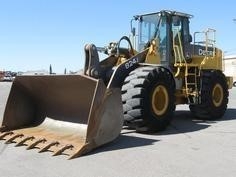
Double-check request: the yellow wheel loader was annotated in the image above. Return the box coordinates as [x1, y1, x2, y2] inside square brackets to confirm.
[0, 10, 233, 159]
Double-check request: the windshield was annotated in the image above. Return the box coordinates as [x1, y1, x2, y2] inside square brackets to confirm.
[135, 13, 167, 62]
[137, 13, 161, 51]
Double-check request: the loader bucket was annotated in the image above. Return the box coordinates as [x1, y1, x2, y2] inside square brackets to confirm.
[0, 75, 123, 159]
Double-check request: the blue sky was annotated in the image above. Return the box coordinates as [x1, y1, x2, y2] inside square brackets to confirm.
[0, 0, 236, 73]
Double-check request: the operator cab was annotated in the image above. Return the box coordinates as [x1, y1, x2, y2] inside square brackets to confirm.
[131, 10, 193, 66]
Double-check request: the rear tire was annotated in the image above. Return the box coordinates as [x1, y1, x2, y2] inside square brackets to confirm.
[122, 66, 175, 132]
[189, 70, 228, 120]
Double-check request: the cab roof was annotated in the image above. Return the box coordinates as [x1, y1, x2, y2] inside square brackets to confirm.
[134, 10, 193, 20]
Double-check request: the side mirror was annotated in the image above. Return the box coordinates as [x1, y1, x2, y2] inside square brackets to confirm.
[131, 27, 136, 36]
[188, 34, 192, 43]
[130, 18, 136, 36]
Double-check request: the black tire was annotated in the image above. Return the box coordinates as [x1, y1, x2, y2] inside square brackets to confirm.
[122, 66, 175, 132]
[233, 81, 236, 87]
[189, 70, 228, 120]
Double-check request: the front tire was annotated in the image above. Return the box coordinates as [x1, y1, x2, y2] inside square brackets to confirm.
[122, 66, 175, 132]
[189, 70, 228, 120]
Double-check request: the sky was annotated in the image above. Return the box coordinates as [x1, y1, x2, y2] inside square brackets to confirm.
[0, 0, 236, 73]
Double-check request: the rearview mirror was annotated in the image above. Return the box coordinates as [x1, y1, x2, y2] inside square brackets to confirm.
[172, 16, 181, 26]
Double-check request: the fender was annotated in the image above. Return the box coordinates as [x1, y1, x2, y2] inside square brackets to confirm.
[107, 49, 149, 88]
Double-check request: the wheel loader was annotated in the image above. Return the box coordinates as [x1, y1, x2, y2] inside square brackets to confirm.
[0, 10, 233, 159]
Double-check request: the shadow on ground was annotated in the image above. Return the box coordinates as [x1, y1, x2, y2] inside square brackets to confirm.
[159, 108, 236, 135]
[121, 109, 236, 136]
[84, 109, 236, 157]
[85, 134, 158, 157]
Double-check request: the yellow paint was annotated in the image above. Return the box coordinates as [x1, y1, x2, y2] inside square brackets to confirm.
[191, 48, 223, 70]
[145, 39, 161, 64]
[151, 85, 169, 116]
[212, 83, 223, 107]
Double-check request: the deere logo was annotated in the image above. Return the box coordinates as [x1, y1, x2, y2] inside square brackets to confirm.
[199, 48, 213, 56]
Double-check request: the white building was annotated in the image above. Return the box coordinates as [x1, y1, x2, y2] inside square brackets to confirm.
[223, 55, 236, 85]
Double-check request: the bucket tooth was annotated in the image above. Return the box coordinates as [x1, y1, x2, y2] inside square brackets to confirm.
[68, 143, 90, 160]
[5, 134, 24, 144]
[15, 136, 35, 146]
[0, 126, 6, 132]
[27, 138, 46, 150]
[38, 141, 60, 153]
[0, 132, 14, 140]
[53, 144, 74, 156]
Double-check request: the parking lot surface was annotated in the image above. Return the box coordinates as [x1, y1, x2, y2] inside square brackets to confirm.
[0, 82, 236, 177]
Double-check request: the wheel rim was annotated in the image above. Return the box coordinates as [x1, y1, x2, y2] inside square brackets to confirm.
[151, 85, 169, 116]
[212, 83, 223, 107]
